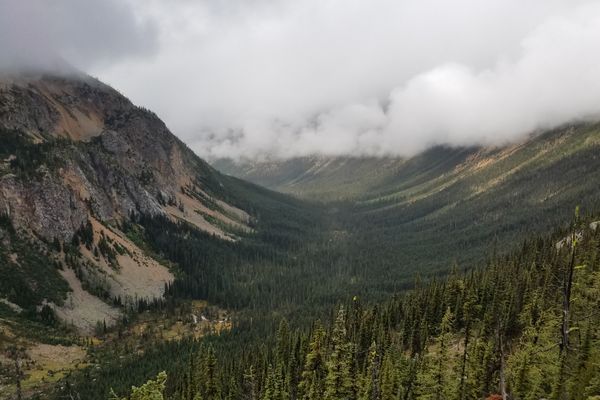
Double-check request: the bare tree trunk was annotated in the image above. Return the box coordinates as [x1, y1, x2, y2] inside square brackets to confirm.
[458, 321, 470, 400]
[560, 229, 577, 355]
[9, 348, 23, 400]
[497, 327, 508, 400]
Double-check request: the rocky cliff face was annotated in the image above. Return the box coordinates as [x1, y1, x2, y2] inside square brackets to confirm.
[0, 72, 247, 241]
[0, 71, 249, 333]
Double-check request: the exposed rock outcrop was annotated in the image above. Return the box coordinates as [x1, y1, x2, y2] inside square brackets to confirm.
[0, 72, 249, 241]
[0, 71, 249, 332]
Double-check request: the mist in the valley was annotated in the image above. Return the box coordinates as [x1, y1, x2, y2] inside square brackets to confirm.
[3, 0, 600, 160]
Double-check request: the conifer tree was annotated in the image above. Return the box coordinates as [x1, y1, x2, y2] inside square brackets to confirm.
[324, 307, 354, 400]
[359, 341, 380, 400]
[243, 366, 259, 400]
[299, 321, 327, 400]
[414, 307, 456, 400]
[457, 290, 479, 400]
[110, 371, 167, 400]
[224, 376, 240, 400]
[198, 346, 221, 400]
[276, 319, 291, 368]
[379, 349, 399, 400]
[261, 363, 287, 400]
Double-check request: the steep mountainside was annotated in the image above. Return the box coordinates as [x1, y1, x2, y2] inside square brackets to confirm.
[0, 71, 260, 333]
[0, 71, 333, 398]
[0, 72, 331, 398]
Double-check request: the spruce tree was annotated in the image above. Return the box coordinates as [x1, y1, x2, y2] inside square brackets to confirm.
[110, 371, 167, 400]
[299, 321, 327, 400]
[379, 349, 399, 400]
[324, 307, 354, 400]
[359, 341, 380, 400]
[199, 346, 221, 400]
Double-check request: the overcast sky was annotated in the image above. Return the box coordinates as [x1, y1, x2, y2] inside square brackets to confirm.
[3, 0, 600, 160]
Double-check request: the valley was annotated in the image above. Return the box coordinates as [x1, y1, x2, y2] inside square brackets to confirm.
[217, 122, 600, 283]
[1, 72, 599, 399]
[2, 1, 600, 398]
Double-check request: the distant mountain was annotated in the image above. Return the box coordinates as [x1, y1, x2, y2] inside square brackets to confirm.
[214, 124, 600, 204]
[213, 155, 434, 201]
[215, 123, 600, 278]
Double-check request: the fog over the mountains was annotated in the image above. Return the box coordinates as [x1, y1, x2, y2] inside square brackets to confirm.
[3, 0, 600, 160]
[0, 0, 157, 72]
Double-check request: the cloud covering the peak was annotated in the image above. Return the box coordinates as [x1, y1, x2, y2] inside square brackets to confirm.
[3, 0, 600, 159]
[0, 0, 158, 72]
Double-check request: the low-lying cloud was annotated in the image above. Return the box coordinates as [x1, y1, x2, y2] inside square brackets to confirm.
[3, 0, 600, 160]
[0, 0, 157, 72]
[182, 1, 600, 160]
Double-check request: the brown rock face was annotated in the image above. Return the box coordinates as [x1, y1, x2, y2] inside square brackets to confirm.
[0, 71, 252, 333]
[0, 172, 88, 241]
[0, 72, 230, 241]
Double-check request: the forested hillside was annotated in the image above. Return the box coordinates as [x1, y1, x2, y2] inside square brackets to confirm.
[57, 213, 600, 400]
[214, 124, 600, 204]
[216, 123, 600, 285]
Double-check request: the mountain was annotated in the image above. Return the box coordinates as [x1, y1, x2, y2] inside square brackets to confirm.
[0, 70, 339, 398]
[215, 123, 600, 277]
[213, 155, 427, 201]
[214, 124, 600, 204]
[3, 71, 600, 338]
[2, 71, 600, 399]
[0, 71, 303, 335]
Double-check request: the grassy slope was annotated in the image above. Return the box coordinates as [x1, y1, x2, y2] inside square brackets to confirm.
[214, 123, 600, 204]
[212, 149, 477, 201]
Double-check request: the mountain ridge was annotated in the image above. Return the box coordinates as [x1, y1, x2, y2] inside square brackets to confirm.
[0, 72, 257, 333]
[213, 124, 596, 203]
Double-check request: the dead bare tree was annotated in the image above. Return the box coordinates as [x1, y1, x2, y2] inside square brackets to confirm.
[555, 207, 581, 400]
[7, 346, 25, 400]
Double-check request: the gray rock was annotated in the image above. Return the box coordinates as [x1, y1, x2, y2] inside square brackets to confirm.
[0, 73, 207, 241]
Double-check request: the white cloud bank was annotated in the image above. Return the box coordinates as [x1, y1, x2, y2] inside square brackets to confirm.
[3, 0, 600, 160]
[0, 0, 158, 72]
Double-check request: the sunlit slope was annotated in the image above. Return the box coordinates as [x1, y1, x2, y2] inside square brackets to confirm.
[213, 155, 467, 201]
[213, 147, 479, 201]
[216, 123, 600, 203]
[344, 123, 600, 281]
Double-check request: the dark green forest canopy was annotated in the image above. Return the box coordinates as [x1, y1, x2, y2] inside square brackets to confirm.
[56, 214, 600, 400]
[127, 146, 600, 328]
